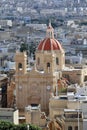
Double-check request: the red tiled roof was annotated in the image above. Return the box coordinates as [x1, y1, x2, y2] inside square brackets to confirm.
[37, 38, 63, 51]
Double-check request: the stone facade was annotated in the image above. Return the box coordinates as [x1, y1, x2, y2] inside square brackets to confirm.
[15, 51, 61, 114]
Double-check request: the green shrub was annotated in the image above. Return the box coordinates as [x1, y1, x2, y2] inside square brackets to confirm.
[0, 121, 42, 130]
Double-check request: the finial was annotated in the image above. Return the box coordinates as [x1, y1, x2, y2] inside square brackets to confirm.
[49, 19, 52, 27]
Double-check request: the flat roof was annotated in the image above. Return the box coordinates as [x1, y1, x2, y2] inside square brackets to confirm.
[19, 116, 25, 119]
[0, 74, 8, 81]
[64, 109, 82, 112]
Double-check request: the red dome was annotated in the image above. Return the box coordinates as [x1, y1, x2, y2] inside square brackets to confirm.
[37, 38, 63, 51]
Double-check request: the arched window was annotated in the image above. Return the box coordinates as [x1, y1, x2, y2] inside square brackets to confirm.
[68, 126, 72, 130]
[56, 57, 59, 65]
[37, 57, 40, 65]
[75, 126, 78, 130]
[50, 32, 52, 37]
[18, 63, 22, 69]
[47, 62, 50, 67]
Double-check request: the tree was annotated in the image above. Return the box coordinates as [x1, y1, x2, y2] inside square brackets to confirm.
[20, 43, 28, 52]
[29, 43, 37, 59]
[20, 43, 37, 59]
[0, 121, 41, 130]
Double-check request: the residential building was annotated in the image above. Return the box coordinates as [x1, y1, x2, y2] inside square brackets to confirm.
[49, 94, 87, 130]
[0, 108, 19, 124]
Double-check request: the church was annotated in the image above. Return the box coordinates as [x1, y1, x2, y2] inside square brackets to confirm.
[15, 22, 87, 114]
[15, 22, 65, 114]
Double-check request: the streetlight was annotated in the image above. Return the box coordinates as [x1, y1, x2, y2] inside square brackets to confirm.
[27, 124, 29, 130]
[77, 97, 80, 130]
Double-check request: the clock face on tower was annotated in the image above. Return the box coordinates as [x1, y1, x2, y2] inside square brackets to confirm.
[47, 86, 51, 90]
[18, 85, 22, 90]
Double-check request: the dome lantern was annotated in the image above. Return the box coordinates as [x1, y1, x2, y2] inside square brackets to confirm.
[46, 21, 54, 39]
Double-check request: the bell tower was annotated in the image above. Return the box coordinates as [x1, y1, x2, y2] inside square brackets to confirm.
[15, 51, 28, 109]
[15, 51, 27, 75]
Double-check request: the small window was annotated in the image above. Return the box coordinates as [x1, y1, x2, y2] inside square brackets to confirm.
[56, 57, 59, 65]
[84, 76, 87, 81]
[75, 126, 78, 130]
[18, 63, 22, 69]
[68, 126, 72, 130]
[65, 59, 70, 64]
[47, 62, 50, 67]
[37, 57, 40, 65]
[63, 74, 69, 80]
